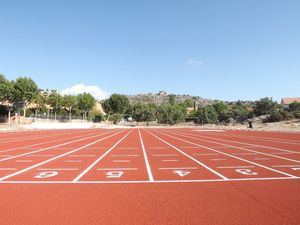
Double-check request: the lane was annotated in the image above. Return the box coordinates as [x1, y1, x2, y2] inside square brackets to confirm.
[229, 129, 300, 141]
[171, 130, 300, 161]
[0, 129, 110, 155]
[153, 129, 298, 179]
[0, 129, 92, 144]
[179, 129, 300, 152]
[0, 129, 124, 181]
[143, 129, 227, 181]
[215, 130, 300, 145]
[74, 129, 155, 182]
[73, 129, 146, 182]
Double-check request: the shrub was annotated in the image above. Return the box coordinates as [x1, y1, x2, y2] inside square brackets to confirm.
[264, 111, 283, 123]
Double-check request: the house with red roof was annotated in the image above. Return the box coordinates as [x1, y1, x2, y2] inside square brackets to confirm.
[281, 97, 300, 108]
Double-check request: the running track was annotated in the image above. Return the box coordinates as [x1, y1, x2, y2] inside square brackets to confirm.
[0, 128, 299, 225]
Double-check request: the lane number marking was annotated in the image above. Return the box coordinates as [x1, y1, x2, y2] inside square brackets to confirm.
[35, 171, 58, 179]
[235, 169, 258, 176]
[106, 171, 124, 178]
[173, 170, 191, 177]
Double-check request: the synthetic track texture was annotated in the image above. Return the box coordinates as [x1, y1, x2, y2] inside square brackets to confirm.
[0, 128, 299, 225]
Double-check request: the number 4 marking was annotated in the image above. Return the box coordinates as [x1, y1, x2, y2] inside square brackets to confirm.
[35, 171, 58, 179]
[174, 170, 191, 177]
[235, 169, 258, 176]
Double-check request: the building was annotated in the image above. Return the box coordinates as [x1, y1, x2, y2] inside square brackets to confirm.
[281, 97, 300, 109]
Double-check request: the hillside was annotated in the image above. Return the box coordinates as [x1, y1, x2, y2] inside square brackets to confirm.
[126, 91, 216, 106]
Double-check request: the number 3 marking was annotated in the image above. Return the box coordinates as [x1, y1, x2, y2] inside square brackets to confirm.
[235, 169, 258, 176]
[35, 171, 58, 179]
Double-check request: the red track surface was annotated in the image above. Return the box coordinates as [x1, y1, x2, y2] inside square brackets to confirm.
[0, 128, 299, 225]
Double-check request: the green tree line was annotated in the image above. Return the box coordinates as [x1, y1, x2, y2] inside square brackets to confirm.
[0, 74, 97, 122]
[1, 74, 299, 124]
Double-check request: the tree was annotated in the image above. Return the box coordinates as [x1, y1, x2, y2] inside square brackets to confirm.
[212, 101, 233, 123]
[0, 74, 14, 104]
[32, 92, 47, 120]
[77, 93, 96, 120]
[184, 99, 194, 108]
[108, 94, 130, 114]
[168, 94, 176, 105]
[0, 74, 14, 124]
[48, 90, 62, 120]
[196, 105, 218, 124]
[254, 97, 279, 116]
[62, 95, 78, 121]
[289, 102, 300, 111]
[133, 103, 157, 125]
[13, 77, 38, 116]
[157, 104, 186, 125]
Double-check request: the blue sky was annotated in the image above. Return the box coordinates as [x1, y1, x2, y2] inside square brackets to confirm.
[0, 0, 299, 101]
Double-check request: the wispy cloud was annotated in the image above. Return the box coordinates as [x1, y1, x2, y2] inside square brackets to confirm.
[61, 83, 109, 100]
[187, 59, 203, 65]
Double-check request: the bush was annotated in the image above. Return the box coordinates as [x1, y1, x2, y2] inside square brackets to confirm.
[293, 111, 300, 119]
[264, 111, 283, 123]
[109, 114, 123, 124]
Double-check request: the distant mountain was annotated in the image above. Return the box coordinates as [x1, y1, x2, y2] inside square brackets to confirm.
[126, 91, 217, 106]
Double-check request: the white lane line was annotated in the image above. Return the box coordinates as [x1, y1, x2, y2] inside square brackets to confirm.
[113, 160, 130, 163]
[138, 129, 155, 182]
[146, 130, 228, 180]
[193, 153, 219, 156]
[211, 159, 226, 161]
[0, 129, 104, 154]
[64, 160, 82, 163]
[152, 154, 179, 157]
[159, 167, 198, 170]
[72, 130, 132, 182]
[162, 159, 178, 162]
[272, 165, 300, 168]
[68, 155, 96, 157]
[97, 168, 138, 171]
[0, 168, 17, 171]
[270, 152, 295, 155]
[174, 130, 300, 156]
[218, 166, 255, 169]
[37, 168, 79, 171]
[111, 155, 139, 157]
[217, 133, 300, 145]
[232, 153, 257, 155]
[16, 160, 33, 163]
[157, 130, 298, 178]
[0, 130, 124, 182]
[0, 130, 116, 162]
[180, 147, 200, 149]
[1, 177, 299, 184]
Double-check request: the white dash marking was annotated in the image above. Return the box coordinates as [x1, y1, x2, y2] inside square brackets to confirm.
[159, 167, 198, 170]
[16, 160, 33, 163]
[218, 166, 255, 169]
[64, 160, 82, 163]
[152, 154, 179, 157]
[113, 160, 130, 163]
[97, 168, 138, 171]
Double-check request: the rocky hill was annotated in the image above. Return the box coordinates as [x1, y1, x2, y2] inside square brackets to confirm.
[126, 91, 217, 106]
